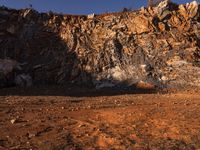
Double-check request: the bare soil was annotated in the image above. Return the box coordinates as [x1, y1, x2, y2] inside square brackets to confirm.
[0, 86, 200, 150]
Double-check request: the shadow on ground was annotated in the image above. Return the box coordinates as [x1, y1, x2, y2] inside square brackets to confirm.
[0, 85, 159, 97]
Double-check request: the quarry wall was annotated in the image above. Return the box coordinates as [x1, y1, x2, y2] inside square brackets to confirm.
[0, 1, 199, 89]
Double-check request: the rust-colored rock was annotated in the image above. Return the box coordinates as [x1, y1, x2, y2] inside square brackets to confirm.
[158, 22, 166, 31]
[0, 1, 199, 89]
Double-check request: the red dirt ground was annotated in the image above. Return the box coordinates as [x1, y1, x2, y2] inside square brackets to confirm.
[0, 86, 200, 149]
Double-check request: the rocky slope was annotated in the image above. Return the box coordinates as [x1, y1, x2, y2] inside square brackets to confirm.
[0, 1, 199, 89]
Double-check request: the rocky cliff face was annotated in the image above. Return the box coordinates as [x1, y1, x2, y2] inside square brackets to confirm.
[0, 1, 200, 89]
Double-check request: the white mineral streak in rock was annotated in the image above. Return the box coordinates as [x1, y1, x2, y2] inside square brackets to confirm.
[23, 9, 31, 18]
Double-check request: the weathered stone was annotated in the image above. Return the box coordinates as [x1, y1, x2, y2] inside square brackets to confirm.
[169, 15, 182, 28]
[10, 119, 16, 124]
[186, 0, 199, 18]
[179, 1, 199, 20]
[87, 13, 95, 19]
[178, 4, 188, 19]
[156, 0, 170, 14]
[158, 22, 166, 31]
[0, 3, 199, 89]
[129, 15, 153, 34]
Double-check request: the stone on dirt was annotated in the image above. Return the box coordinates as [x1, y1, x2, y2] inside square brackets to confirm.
[10, 119, 16, 124]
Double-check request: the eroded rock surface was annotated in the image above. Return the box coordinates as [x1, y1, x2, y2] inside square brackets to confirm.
[0, 1, 199, 89]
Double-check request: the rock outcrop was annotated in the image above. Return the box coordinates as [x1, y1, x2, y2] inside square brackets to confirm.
[0, 1, 199, 89]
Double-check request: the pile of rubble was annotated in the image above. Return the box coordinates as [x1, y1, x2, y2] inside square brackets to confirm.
[0, 1, 199, 89]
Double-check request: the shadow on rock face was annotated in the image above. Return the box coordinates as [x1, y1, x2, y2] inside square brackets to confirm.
[0, 7, 163, 93]
[0, 1, 200, 95]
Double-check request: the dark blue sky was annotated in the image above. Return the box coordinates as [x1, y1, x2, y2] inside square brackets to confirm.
[0, 0, 198, 15]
